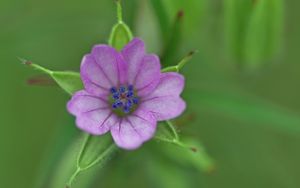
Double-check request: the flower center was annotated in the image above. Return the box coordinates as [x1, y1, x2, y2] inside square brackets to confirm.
[110, 85, 139, 115]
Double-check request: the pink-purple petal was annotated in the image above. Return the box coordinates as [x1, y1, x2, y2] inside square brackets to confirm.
[110, 109, 156, 150]
[91, 45, 127, 86]
[144, 72, 185, 99]
[67, 90, 115, 135]
[139, 96, 186, 121]
[140, 72, 186, 121]
[80, 55, 111, 96]
[135, 55, 161, 96]
[67, 90, 109, 116]
[76, 111, 118, 135]
[121, 38, 146, 85]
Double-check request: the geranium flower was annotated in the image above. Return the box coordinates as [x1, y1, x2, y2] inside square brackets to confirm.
[67, 38, 186, 150]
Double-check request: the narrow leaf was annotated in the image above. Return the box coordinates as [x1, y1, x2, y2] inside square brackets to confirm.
[149, 0, 171, 42]
[161, 10, 184, 67]
[244, 0, 283, 68]
[186, 89, 300, 134]
[224, 0, 252, 63]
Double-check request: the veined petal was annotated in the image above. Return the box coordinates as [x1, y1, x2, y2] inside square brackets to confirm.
[110, 109, 156, 150]
[121, 38, 145, 84]
[140, 73, 186, 121]
[80, 55, 111, 96]
[144, 72, 184, 99]
[139, 96, 186, 121]
[81, 45, 127, 96]
[76, 111, 118, 135]
[67, 90, 109, 116]
[67, 90, 116, 135]
[135, 55, 161, 96]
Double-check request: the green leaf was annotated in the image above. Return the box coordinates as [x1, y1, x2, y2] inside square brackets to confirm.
[108, 0, 133, 50]
[244, 0, 283, 68]
[161, 10, 184, 67]
[186, 89, 300, 134]
[22, 60, 83, 95]
[66, 133, 118, 187]
[155, 121, 215, 172]
[149, 0, 171, 42]
[224, 0, 252, 63]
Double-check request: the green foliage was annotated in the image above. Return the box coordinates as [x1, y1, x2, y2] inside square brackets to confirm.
[224, 0, 283, 68]
[224, 0, 253, 63]
[186, 89, 300, 134]
[244, 0, 283, 68]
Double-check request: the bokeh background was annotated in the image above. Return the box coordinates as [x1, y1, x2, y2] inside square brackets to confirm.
[1, 0, 300, 188]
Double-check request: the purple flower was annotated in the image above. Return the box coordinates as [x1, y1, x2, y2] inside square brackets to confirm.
[67, 38, 186, 150]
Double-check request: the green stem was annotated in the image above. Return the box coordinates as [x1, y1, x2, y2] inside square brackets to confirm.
[76, 133, 90, 167]
[161, 51, 197, 73]
[165, 120, 179, 141]
[116, 0, 123, 23]
[66, 167, 81, 188]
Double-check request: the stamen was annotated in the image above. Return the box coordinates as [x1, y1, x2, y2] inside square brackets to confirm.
[126, 91, 133, 98]
[119, 86, 126, 93]
[112, 93, 120, 100]
[110, 85, 139, 114]
[132, 97, 139, 104]
[128, 85, 133, 91]
[123, 105, 130, 113]
[110, 87, 117, 94]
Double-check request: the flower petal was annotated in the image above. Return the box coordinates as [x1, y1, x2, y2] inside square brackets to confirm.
[144, 72, 185, 99]
[121, 38, 145, 85]
[135, 55, 161, 96]
[140, 72, 186, 121]
[67, 90, 109, 116]
[67, 90, 117, 135]
[80, 55, 110, 96]
[110, 109, 156, 150]
[81, 45, 127, 96]
[76, 111, 118, 135]
[139, 96, 186, 121]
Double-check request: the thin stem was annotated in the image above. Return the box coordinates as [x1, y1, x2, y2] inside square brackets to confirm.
[165, 120, 179, 141]
[76, 133, 91, 167]
[161, 50, 197, 73]
[66, 167, 81, 187]
[116, 0, 123, 23]
[161, 65, 178, 73]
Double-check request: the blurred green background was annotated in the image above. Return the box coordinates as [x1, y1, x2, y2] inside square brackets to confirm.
[1, 0, 300, 187]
